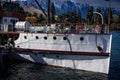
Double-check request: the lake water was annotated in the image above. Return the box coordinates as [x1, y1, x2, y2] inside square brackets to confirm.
[0, 32, 120, 80]
[109, 32, 120, 80]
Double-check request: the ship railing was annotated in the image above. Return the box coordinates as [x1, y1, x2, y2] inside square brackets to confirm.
[29, 24, 110, 34]
[0, 24, 110, 34]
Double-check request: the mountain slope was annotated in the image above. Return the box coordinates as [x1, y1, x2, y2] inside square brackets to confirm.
[14, 0, 120, 19]
[23, 6, 46, 17]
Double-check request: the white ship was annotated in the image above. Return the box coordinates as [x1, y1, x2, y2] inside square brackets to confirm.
[0, 1, 112, 74]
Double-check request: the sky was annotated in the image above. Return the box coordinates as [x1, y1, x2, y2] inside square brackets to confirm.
[71, 0, 120, 9]
[1, 0, 120, 9]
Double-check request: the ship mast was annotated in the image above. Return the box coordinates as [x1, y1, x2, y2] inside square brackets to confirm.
[105, 0, 111, 33]
[34, 0, 50, 25]
[34, 0, 47, 17]
[108, 0, 111, 25]
[47, 0, 50, 26]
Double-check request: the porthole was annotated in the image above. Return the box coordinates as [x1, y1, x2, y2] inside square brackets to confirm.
[56, 55, 59, 58]
[43, 54, 45, 57]
[53, 36, 57, 40]
[44, 36, 47, 40]
[24, 36, 27, 39]
[17, 46, 20, 48]
[36, 36, 39, 39]
[63, 36, 67, 40]
[80, 37, 84, 41]
[97, 46, 103, 52]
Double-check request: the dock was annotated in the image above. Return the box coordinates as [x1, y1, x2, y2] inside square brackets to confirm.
[0, 45, 14, 66]
[0, 46, 5, 64]
[0, 45, 15, 75]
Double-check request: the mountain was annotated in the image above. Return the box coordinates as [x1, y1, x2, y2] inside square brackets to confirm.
[13, 0, 120, 19]
[23, 6, 46, 17]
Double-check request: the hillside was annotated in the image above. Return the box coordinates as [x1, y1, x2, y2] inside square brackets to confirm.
[14, 0, 120, 19]
[23, 6, 46, 18]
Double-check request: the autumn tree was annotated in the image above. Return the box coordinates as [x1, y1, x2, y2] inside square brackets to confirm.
[26, 16, 37, 23]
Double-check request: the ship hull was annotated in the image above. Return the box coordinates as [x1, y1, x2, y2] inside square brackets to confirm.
[12, 48, 110, 74]
[12, 33, 112, 74]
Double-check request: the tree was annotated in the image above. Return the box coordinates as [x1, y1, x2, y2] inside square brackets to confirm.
[26, 12, 32, 17]
[37, 14, 45, 23]
[118, 15, 120, 24]
[73, 9, 77, 23]
[26, 16, 37, 23]
[95, 7, 102, 24]
[103, 11, 108, 24]
[77, 9, 82, 23]
[86, 6, 94, 24]
[107, 7, 113, 24]
[104, 7, 113, 24]
[33, 12, 38, 18]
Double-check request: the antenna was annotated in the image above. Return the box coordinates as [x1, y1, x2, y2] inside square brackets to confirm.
[105, 0, 111, 33]
[47, 0, 50, 26]
[108, 0, 111, 25]
[34, 0, 47, 17]
[34, 0, 51, 26]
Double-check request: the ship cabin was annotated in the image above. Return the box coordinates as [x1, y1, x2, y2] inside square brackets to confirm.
[0, 2, 26, 45]
[0, 2, 26, 32]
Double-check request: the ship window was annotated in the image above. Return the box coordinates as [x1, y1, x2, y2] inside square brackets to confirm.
[8, 25, 13, 31]
[63, 37, 67, 40]
[10, 20, 13, 22]
[17, 46, 20, 48]
[24, 36, 27, 39]
[80, 37, 84, 41]
[53, 36, 57, 40]
[16, 20, 18, 22]
[0, 25, 1, 31]
[36, 36, 39, 39]
[44, 36, 47, 40]
[4, 19, 7, 22]
[10, 20, 15, 23]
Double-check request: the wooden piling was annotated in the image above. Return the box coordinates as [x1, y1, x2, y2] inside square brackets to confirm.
[0, 47, 3, 64]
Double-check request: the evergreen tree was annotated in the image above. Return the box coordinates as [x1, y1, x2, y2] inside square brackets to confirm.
[77, 9, 82, 23]
[26, 12, 32, 17]
[103, 11, 108, 24]
[86, 6, 94, 24]
[95, 7, 102, 24]
[37, 14, 45, 23]
[73, 9, 77, 23]
[118, 15, 120, 24]
[104, 7, 113, 24]
[33, 12, 38, 18]
[107, 7, 113, 24]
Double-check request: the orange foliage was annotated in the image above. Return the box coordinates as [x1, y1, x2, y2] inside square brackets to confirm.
[25, 16, 37, 23]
